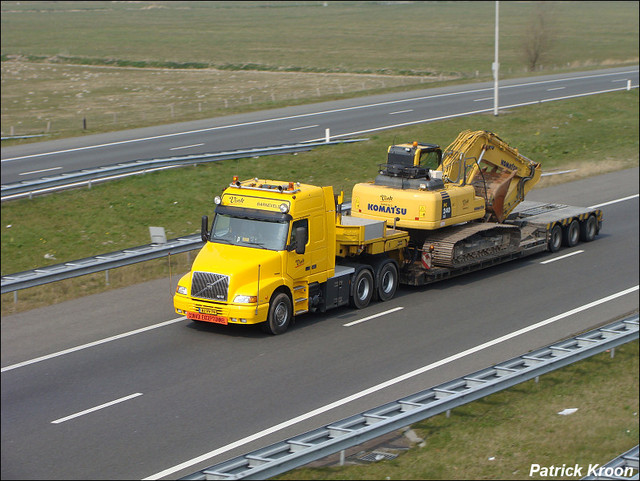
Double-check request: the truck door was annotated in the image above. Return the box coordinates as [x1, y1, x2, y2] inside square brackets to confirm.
[287, 218, 310, 282]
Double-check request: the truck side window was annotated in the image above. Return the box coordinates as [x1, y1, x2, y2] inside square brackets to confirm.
[290, 219, 308, 248]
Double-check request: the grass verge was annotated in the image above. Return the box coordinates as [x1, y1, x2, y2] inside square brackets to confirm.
[274, 339, 639, 480]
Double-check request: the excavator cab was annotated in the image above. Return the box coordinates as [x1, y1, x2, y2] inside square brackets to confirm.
[375, 142, 445, 191]
[382, 142, 442, 178]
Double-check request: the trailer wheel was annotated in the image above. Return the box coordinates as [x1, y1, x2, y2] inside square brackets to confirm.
[376, 261, 398, 302]
[548, 224, 562, 252]
[261, 292, 292, 335]
[350, 268, 374, 309]
[563, 219, 580, 247]
[580, 215, 597, 242]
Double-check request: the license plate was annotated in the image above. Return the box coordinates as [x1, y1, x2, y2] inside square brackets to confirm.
[187, 311, 228, 325]
[198, 306, 220, 315]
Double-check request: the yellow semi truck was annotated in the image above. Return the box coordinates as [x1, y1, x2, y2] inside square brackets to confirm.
[174, 131, 603, 334]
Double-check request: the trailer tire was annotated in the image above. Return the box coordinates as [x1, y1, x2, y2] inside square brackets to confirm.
[261, 292, 292, 335]
[376, 260, 398, 302]
[350, 268, 374, 309]
[563, 219, 580, 247]
[548, 224, 562, 252]
[580, 215, 597, 242]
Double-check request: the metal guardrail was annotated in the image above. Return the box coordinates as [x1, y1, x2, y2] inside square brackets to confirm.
[0, 203, 352, 295]
[181, 315, 639, 480]
[0, 139, 366, 201]
[582, 445, 639, 480]
[1, 234, 203, 295]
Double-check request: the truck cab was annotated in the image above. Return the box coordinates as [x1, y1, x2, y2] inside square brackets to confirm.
[174, 178, 337, 334]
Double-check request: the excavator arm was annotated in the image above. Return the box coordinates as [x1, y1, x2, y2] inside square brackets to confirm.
[439, 130, 541, 222]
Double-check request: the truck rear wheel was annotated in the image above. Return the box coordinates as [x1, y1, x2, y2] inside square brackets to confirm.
[261, 292, 292, 335]
[376, 261, 398, 302]
[580, 215, 597, 242]
[548, 224, 562, 252]
[350, 268, 374, 309]
[563, 219, 580, 247]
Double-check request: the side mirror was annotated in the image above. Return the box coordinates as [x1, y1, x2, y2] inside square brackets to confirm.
[201, 215, 210, 242]
[295, 226, 307, 255]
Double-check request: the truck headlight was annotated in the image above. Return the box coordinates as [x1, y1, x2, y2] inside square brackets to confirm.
[234, 295, 257, 303]
[176, 286, 188, 295]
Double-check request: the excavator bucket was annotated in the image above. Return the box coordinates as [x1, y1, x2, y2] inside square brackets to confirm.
[474, 168, 517, 223]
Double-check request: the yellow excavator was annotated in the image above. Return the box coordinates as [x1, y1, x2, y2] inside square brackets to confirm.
[350, 130, 542, 268]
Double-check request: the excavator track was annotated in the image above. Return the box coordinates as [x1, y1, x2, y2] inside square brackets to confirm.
[423, 223, 521, 268]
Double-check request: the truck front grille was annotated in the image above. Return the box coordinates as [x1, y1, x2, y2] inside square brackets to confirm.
[191, 271, 229, 302]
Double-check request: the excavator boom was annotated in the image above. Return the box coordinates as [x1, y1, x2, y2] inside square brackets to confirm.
[441, 130, 541, 222]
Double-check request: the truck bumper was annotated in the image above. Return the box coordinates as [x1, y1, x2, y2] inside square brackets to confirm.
[174, 294, 269, 325]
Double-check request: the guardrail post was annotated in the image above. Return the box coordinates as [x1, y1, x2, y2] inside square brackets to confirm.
[339, 450, 345, 466]
[105, 269, 109, 286]
[325, 128, 330, 143]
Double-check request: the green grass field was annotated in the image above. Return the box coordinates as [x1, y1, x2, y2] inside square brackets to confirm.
[1, 1, 638, 138]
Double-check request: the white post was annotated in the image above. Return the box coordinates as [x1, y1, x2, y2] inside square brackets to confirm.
[493, 1, 499, 116]
[325, 128, 330, 143]
[628, 80, 632, 91]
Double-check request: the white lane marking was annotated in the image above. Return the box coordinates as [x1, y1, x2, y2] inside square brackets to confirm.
[540, 250, 584, 264]
[18, 166, 62, 176]
[473, 97, 493, 102]
[3, 69, 636, 163]
[169, 143, 204, 150]
[343, 307, 404, 327]
[290, 124, 319, 131]
[51, 393, 143, 424]
[590, 194, 639, 209]
[547, 87, 566, 91]
[144, 285, 639, 480]
[389, 109, 413, 115]
[0, 317, 185, 373]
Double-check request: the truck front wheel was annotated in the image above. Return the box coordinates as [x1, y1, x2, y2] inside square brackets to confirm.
[261, 292, 292, 335]
[350, 268, 374, 309]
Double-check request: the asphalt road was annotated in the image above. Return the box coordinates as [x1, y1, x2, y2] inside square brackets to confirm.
[2, 66, 638, 185]
[1, 167, 638, 480]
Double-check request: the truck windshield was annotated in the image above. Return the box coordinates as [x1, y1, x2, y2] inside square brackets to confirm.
[210, 214, 289, 251]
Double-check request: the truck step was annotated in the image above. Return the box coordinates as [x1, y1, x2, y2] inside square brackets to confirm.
[295, 309, 309, 316]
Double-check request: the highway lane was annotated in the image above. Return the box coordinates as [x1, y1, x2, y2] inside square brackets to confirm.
[1, 168, 637, 480]
[2, 66, 637, 184]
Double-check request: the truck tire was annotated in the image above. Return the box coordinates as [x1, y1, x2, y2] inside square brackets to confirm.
[580, 215, 597, 242]
[563, 219, 580, 247]
[548, 224, 562, 252]
[350, 268, 374, 309]
[376, 260, 398, 302]
[261, 292, 292, 335]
